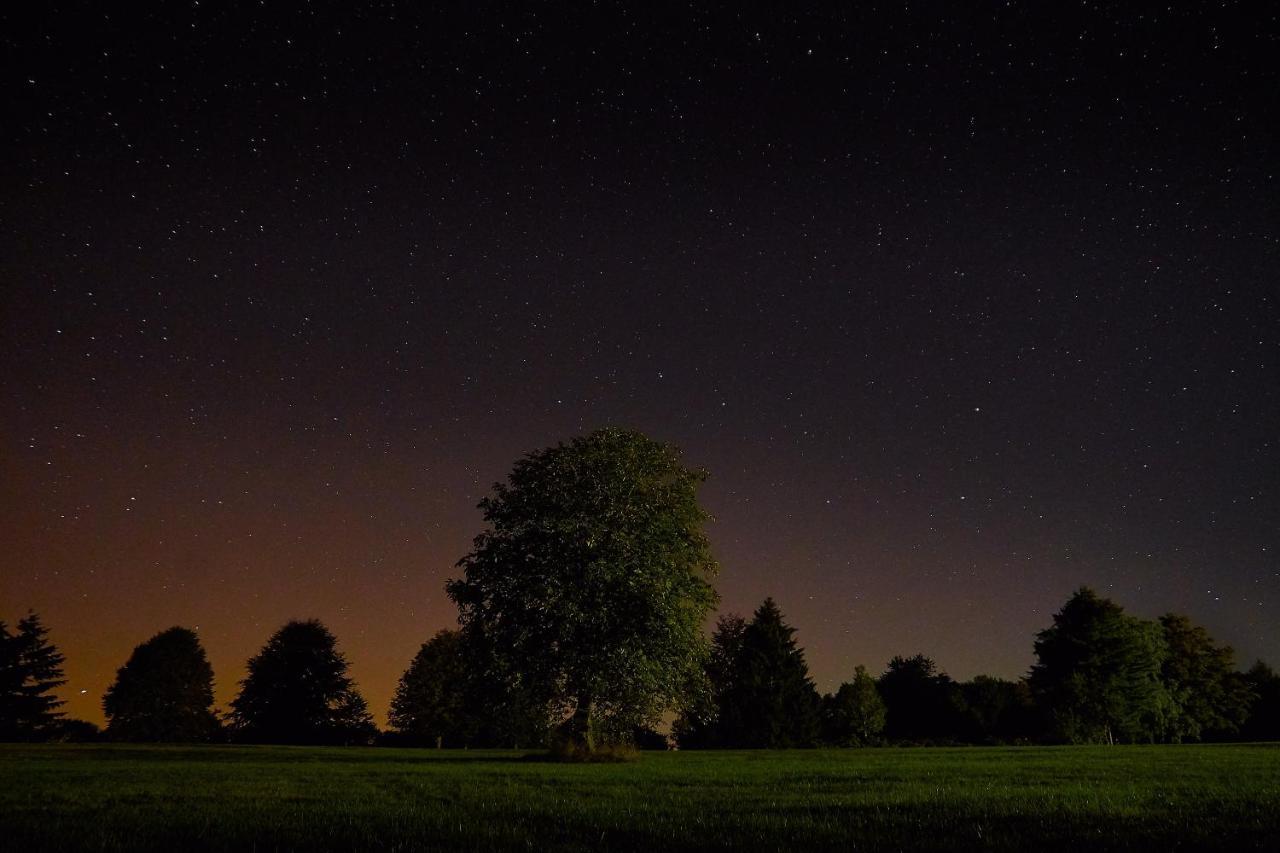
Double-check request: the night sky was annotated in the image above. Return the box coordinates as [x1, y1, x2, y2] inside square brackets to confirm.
[3, 4, 1276, 727]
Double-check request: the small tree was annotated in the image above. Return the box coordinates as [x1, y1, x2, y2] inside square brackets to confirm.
[103, 627, 220, 742]
[447, 428, 719, 754]
[822, 665, 886, 746]
[717, 598, 821, 748]
[230, 619, 376, 745]
[0, 612, 67, 741]
[1030, 587, 1172, 744]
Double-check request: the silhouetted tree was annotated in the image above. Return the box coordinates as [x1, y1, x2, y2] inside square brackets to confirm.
[1030, 587, 1172, 744]
[0, 612, 67, 741]
[1157, 613, 1251, 742]
[1241, 661, 1280, 741]
[447, 428, 719, 754]
[716, 598, 821, 748]
[958, 676, 1035, 744]
[389, 629, 469, 747]
[103, 627, 220, 742]
[389, 629, 549, 748]
[878, 654, 964, 743]
[229, 619, 376, 745]
[672, 613, 746, 749]
[822, 665, 886, 746]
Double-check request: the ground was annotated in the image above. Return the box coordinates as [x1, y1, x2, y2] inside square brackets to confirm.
[2, 743, 1277, 851]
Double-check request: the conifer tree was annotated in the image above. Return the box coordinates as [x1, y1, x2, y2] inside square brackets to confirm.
[0, 612, 67, 741]
[717, 598, 821, 748]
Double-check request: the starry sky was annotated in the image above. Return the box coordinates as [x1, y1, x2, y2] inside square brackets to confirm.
[2, 4, 1276, 727]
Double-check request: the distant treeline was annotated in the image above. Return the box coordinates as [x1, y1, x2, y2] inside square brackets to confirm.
[4, 431, 1277, 751]
[2, 587, 1277, 748]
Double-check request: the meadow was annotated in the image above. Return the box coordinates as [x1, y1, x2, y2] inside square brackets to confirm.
[1, 743, 1277, 851]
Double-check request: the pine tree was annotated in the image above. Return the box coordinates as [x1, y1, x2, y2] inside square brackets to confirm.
[0, 612, 67, 741]
[717, 598, 821, 748]
[103, 627, 220, 742]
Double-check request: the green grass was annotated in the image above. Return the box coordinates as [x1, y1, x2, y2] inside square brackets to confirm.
[1, 744, 1278, 851]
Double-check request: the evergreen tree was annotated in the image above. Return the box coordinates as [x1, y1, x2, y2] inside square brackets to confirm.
[672, 613, 745, 749]
[1030, 587, 1173, 744]
[1157, 613, 1251, 742]
[717, 598, 821, 748]
[229, 619, 377, 745]
[822, 665, 886, 746]
[103, 627, 220, 742]
[0, 612, 67, 741]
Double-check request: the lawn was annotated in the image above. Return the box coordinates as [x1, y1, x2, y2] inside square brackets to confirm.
[1, 743, 1277, 851]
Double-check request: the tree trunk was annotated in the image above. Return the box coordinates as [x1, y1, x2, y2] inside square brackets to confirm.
[568, 693, 594, 752]
[435, 734, 442, 750]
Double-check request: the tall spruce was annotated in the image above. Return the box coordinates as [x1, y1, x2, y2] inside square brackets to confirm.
[717, 598, 821, 748]
[230, 619, 376, 745]
[0, 612, 67, 741]
[103, 627, 220, 742]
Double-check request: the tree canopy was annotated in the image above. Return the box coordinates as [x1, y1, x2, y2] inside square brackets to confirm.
[229, 619, 376, 745]
[1030, 587, 1172, 744]
[822, 665, 886, 746]
[103, 627, 220, 743]
[447, 428, 719, 751]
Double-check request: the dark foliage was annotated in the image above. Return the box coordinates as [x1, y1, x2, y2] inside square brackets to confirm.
[1030, 588, 1171, 744]
[877, 654, 965, 743]
[1241, 661, 1280, 741]
[447, 428, 719, 753]
[104, 627, 220, 743]
[0, 612, 67, 741]
[714, 598, 822, 748]
[821, 665, 886, 746]
[389, 629, 549, 748]
[229, 619, 377, 745]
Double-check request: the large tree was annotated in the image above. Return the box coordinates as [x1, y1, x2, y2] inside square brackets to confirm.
[822, 665, 886, 746]
[229, 619, 377, 745]
[1029, 587, 1172, 744]
[1157, 613, 1251, 742]
[103, 627, 220, 743]
[0, 612, 67, 741]
[446, 428, 719, 753]
[716, 598, 822, 748]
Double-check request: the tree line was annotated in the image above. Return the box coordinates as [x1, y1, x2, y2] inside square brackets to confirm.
[3, 429, 1277, 749]
[2, 588, 1278, 747]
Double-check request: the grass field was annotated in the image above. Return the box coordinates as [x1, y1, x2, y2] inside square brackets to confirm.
[1, 743, 1278, 851]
